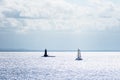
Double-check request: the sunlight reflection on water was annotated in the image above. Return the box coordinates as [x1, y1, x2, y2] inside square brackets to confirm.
[0, 52, 120, 80]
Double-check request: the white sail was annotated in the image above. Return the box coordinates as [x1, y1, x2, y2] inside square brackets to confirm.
[76, 48, 82, 60]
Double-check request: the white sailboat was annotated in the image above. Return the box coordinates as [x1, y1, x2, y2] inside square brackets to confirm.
[76, 48, 82, 60]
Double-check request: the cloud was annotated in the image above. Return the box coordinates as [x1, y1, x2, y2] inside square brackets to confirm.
[0, 0, 120, 33]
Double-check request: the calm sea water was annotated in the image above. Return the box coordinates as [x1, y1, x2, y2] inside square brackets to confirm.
[0, 52, 120, 80]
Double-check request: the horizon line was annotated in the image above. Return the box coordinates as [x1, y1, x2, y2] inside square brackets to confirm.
[0, 49, 120, 52]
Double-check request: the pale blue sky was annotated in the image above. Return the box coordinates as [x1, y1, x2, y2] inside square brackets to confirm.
[0, 0, 120, 50]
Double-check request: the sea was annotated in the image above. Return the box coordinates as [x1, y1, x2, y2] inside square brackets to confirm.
[0, 51, 120, 80]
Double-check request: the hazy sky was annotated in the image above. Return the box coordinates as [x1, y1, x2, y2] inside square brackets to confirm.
[0, 0, 120, 50]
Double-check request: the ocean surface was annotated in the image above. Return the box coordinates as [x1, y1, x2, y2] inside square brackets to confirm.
[0, 52, 120, 80]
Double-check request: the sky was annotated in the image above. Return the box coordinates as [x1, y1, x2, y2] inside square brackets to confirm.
[0, 0, 120, 50]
